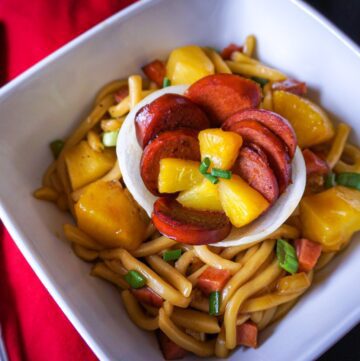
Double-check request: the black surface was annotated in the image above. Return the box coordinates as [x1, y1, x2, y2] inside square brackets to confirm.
[306, 0, 360, 44]
[304, 2, 360, 361]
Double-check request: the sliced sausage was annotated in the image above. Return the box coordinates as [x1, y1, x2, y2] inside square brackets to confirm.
[152, 198, 232, 245]
[140, 129, 201, 196]
[135, 94, 210, 149]
[185, 74, 261, 126]
[157, 331, 187, 360]
[272, 78, 307, 96]
[224, 120, 291, 193]
[302, 148, 329, 176]
[223, 108, 297, 158]
[232, 144, 279, 203]
[142, 59, 166, 88]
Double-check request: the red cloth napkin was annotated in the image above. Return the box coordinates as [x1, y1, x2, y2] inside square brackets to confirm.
[0, 1, 136, 360]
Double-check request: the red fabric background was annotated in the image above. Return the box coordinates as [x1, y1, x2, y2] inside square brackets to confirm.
[0, 1, 136, 360]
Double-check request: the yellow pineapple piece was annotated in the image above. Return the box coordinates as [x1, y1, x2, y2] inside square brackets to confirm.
[273, 90, 334, 148]
[75, 181, 149, 250]
[177, 179, 223, 211]
[158, 158, 203, 193]
[198, 129, 243, 170]
[218, 175, 269, 227]
[65, 141, 116, 190]
[166, 45, 214, 85]
[300, 186, 360, 251]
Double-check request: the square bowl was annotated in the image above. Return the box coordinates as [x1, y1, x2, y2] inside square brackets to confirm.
[0, 0, 359, 360]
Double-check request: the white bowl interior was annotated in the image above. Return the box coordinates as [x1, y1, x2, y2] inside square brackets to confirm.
[0, 0, 359, 360]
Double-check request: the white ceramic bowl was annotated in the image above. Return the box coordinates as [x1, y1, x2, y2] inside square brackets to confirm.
[0, 0, 359, 360]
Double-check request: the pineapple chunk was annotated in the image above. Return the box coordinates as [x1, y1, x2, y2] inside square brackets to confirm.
[166, 45, 214, 85]
[158, 158, 203, 193]
[218, 175, 269, 227]
[75, 181, 149, 250]
[177, 179, 223, 211]
[273, 90, 335, 148]
[300, 186, 360, 251]
[199, 129, 243, 169]
[65, 141, 116, 190]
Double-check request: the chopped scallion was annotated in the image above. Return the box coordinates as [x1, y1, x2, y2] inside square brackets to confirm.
[276, 239, 298, 274]
[324, 172, 336, 189]
[211, 168, 232, 179]
[199, 157, 211, 174]
[336, 172, 360, 190]
[102, 129, 119, 147]
[251, 76, 269, 87]
[163, 77, 171, 88]
[50, 139, 64, 159]
[209, 291, 221, 316]
[124, 270, 146, 288]
[204, 173, 219, 184]
[163, 249, 182, 262]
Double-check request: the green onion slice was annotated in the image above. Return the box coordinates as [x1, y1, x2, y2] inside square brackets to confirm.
[163, 77, 171, 88]
[124, 270, 146, 289]
[336, 172, 360, 190]
[211, 168, 232, 179]
[324, 172, 336, 189]
[204, 173, 219, 184]
[276, 239, 299, 274]
[102, 129, 119, 147]
[251, 76, 269, 87]
[163, 249, 182, 262]
[199, 157, 211, 174]
[50, 139, 65, 159]
[209, 291, 221, 316]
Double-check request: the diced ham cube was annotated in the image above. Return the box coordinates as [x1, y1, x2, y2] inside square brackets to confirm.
[113, 86, 129, 103]
[197, 267, 231, 296]
[131, 286, 164, 308]
[294, 238, 322, 272]
[157, 331, 187, 360]
[302, 149, 329, 176]
[236, 321, 258, 348]
[221, 43, 243, 60]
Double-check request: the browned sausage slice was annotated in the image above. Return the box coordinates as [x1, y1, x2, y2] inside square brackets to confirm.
[224, 120, 291, 193]
[135, 94, 210, 149]
[232, 144, 279, 203]
[140, 129, 201, 196]
[223, 108, 297, 158]
[142, 59, 166, 88]
[152, 198, 232, 245]
[185, 74, 261, 126]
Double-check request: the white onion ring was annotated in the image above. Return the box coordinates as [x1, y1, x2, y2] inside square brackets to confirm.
[117, 85, 306, 247]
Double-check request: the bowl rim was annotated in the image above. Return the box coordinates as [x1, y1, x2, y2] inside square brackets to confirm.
[0, 1, 359, 360]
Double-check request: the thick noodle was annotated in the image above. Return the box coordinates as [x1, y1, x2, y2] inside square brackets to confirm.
[33, 37, 360, 360]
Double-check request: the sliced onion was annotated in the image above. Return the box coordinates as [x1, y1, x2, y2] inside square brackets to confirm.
[117, 86, 306, 248]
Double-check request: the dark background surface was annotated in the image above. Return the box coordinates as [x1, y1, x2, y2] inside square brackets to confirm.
[305, 2, 360, 360]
